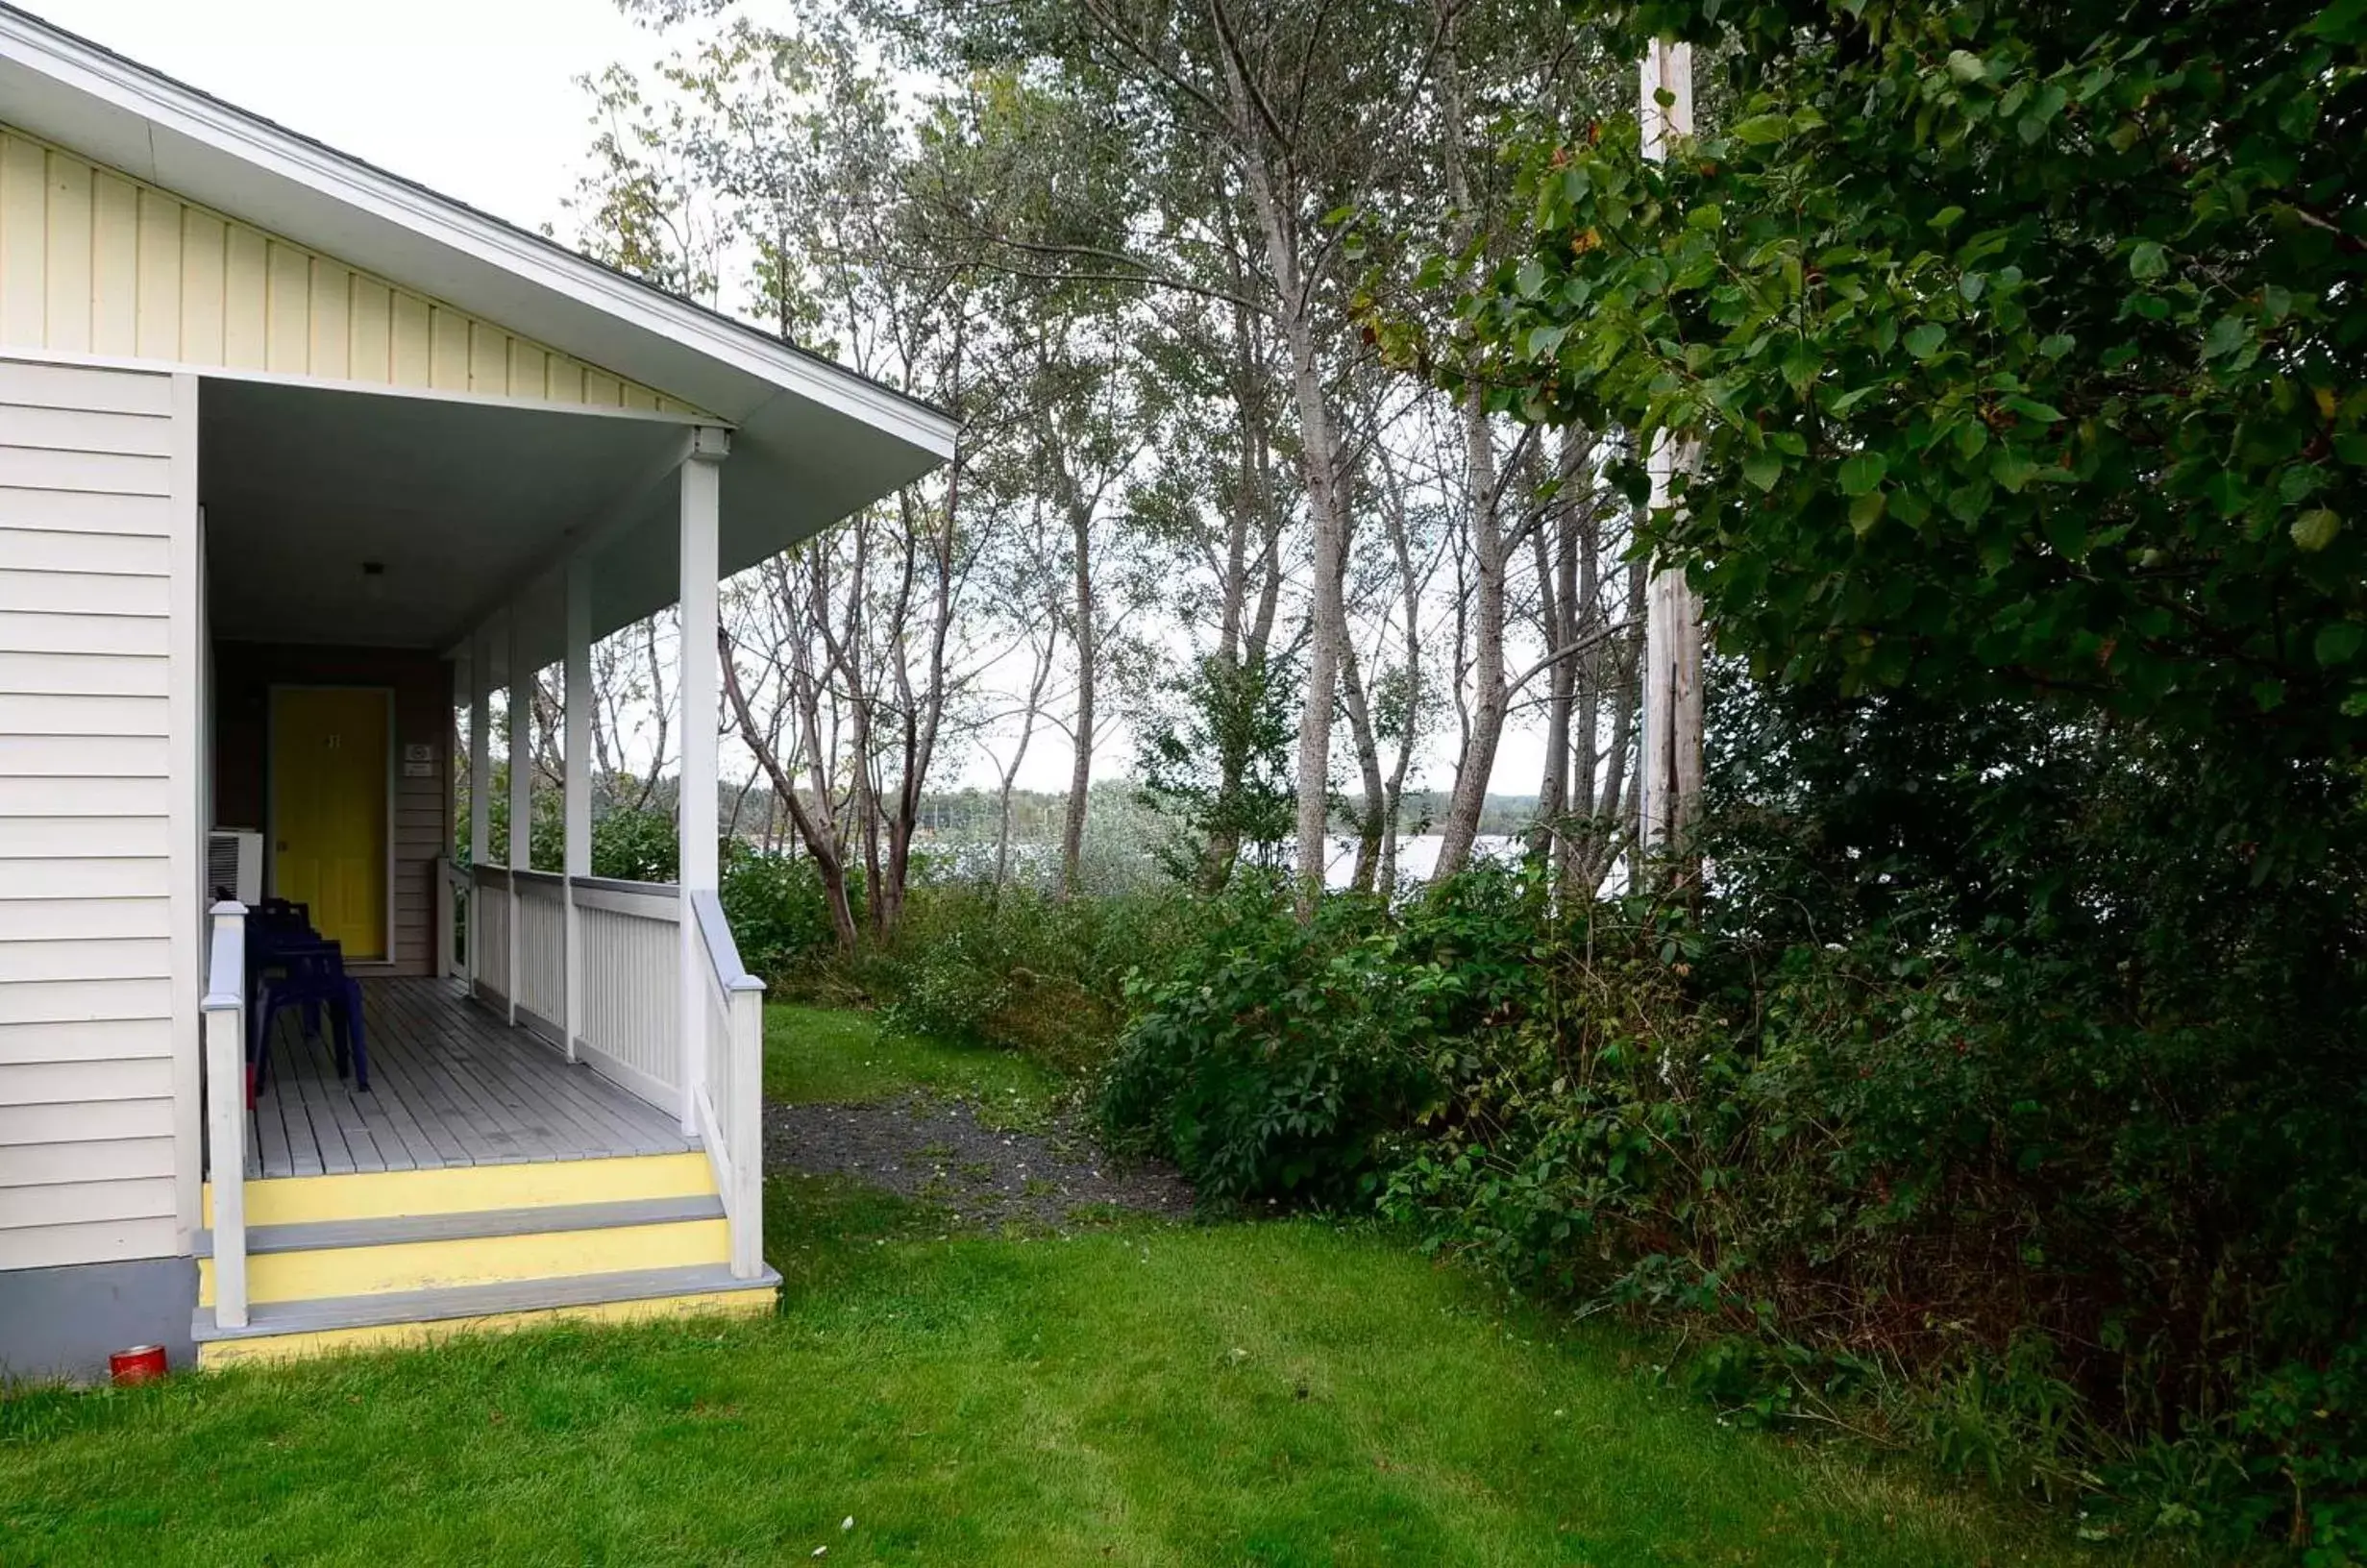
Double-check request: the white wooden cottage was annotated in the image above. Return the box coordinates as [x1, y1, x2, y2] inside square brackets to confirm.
[0, 4, 953, 1374]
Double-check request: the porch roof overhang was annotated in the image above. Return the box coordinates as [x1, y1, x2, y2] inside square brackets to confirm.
[202, 379, 742, 680]
[2, 3, 959, 679]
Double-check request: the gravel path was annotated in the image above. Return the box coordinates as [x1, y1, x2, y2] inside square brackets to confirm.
[764, 1093, 1194, 1230]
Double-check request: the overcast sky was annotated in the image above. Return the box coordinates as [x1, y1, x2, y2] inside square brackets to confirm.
[34, 0, 643, 237]
[30, 0, 1553, 804]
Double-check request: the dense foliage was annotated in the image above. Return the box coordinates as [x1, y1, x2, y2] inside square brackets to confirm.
[1454, 0, 2366, 765]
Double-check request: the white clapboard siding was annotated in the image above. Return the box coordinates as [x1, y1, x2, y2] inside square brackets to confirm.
[0, 1056, 171, 1104]
[0, 775, 168, 815]
[0, 1174, 171, 1229]
[0, 1017, 172, 1066]
[0, 732, 169, 773]
[0, 487, 171, 537]
[0, 897, 169, 941]
[0, 1216, 178, 1271]
[0, 356, 183, 1268]
[0, 569, 169, 617]
[0, 857, 172, 898]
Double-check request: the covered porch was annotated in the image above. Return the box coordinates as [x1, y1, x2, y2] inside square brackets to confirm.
[189, 365, 900, 1342]
[248, 976, 692, 1179]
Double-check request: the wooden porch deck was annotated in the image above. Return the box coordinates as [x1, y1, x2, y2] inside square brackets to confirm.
[247, 977, 693, 1179]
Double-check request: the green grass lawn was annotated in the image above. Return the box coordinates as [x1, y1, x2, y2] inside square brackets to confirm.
[0, 1006, 2153, 1566]
[764, 1002, 1057, 1127]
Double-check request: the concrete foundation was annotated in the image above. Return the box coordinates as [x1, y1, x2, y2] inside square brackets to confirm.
[0, 1256, 197, 1385]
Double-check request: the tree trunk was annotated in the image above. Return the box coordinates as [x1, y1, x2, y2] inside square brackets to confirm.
[1061, 494, 1095, 898]
[721, 626, 858, 954]
[1434, 387, 1507, 880]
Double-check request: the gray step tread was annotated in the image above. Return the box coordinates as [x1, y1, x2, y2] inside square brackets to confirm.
[194, 1195, 725, 1258]
[192, 1262, 782, 1343]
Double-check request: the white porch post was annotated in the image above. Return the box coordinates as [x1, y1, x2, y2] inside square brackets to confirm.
[506, 610, 531, 1026]
[563, 560, 592, 1064]
[677, 427, 727, 1137]
[467, 625, 492, 988]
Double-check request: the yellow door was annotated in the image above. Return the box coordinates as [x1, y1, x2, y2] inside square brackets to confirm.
[271, 688, 389, 960]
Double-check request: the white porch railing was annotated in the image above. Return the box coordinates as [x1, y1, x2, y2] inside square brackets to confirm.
[471, 864, 511, 1012]
[689, 889, 766, 1279]
[201, 901, 249, 1330]
[512, 870, 568, 1045]
[573, 878, 682, 1110]
[297, 862, 764, 1280]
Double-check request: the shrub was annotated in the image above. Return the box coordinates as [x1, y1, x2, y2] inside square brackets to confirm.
[1098, 866, 1540, 1210]
[860, 883, 1206, 1075]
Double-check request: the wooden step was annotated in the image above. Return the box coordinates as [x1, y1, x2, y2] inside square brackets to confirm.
[195, 1197, 731, 1307]
[192, 1263, 782, 1368]
[205, 1150, 714, 1228]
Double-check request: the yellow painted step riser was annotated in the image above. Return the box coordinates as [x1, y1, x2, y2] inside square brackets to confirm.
[205, 1152, 714, 1227]
[199, 1220, 730, 1307]
[197, 1288, 778, 1369]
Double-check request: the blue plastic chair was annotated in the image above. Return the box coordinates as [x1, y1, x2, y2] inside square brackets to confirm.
[250, 942, 370, 1102]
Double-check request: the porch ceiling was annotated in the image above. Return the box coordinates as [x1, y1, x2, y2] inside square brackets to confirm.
[201, 378, 838, 677]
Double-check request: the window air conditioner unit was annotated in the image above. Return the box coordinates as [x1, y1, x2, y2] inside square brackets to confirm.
[207, 828, 263, 905]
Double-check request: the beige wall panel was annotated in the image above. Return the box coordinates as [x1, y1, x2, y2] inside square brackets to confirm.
[308, 258, 351, 380]
[0, 1134, 173, 1185]
[134, 187, 181, 360]
[0, 648, 170, 697]
[428, 305, 467, 390]
[0, 136, 44, 345]
[89, 171, 138, 356]
[0, 691, 168, 737]
[265, 241, 308, 373]
[468, 321, 505, 393]
[0, 977, 171, 1027]
[347, 275, 391, 383]
[0, 858, 171, 899]
[0, 358, 174, 415]
[0, 1213, 178, 1269]
[0, 1057, 172, 1107]
[0, 938, 170, 985]
[0, 774, 168, 816]
[178, 207, 226, 366]
[0, 489, 170, 539]
[389, 289, 431, 386]
[0, 126, 689, 411]
[0, 1174, 173, 1227]
[0, 611, 169, 656]
[221, 223, 267, 370]
[40, 151, 90, 355]
[0, 897, 168, 942]
[0, 572, 168, 621]
[0, 1018, 174, 1065]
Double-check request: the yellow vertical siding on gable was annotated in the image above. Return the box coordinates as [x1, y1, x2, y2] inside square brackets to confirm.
[0, 136, 44, 344]
[347, 277, 390, 382]
[88, 172, 137, 357]
[41, 151, 90, 355]
[179, 208, 226, 366]
[308, 259, 350, 380]
[133, 188, 180, 360]
[0, 124, 695, 415]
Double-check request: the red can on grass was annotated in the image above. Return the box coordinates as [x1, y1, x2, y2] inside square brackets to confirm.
[109, 1345, 168, 1384]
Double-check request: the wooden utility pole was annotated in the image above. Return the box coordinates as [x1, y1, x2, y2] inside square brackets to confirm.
[1637, 40, 1705, 873]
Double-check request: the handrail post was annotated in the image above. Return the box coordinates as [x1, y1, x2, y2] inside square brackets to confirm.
[202, 901, 249, 1331]
[727, 979, 764, 1278]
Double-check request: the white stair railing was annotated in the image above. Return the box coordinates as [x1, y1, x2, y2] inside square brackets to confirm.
[688, 890, 765, 1280]
[201, 901, 249, 1330]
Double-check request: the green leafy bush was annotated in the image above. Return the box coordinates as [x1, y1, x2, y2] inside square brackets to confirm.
[1098, 868, 1540, 1209]
[862, 884, 1206, 1075]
